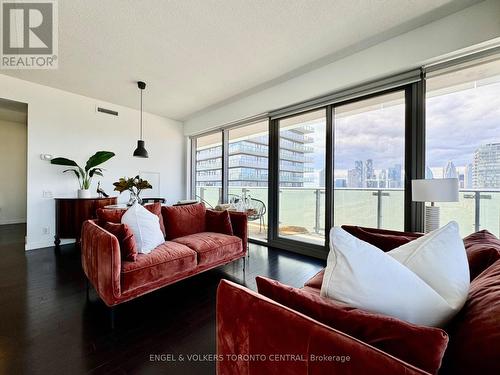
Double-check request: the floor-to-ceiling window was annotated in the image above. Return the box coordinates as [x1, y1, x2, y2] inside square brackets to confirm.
[333, 91, 406, 230]
[194, 132, 223, 208]
[228, 120, 269, 241]
[426, 58, 500, 237]
[277, 109, 326, 246]
[190, 49, 500, 257]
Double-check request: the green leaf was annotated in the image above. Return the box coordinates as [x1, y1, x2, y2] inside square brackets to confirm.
[51, 157, 79, 167]
[91, 170, 103, 177]
[89, 168, 104, 177]
[85, 151, 115, 171]
[63, 168, 81, 179]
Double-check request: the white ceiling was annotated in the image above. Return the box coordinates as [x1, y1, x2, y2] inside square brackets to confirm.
[1, 0, 480, 121]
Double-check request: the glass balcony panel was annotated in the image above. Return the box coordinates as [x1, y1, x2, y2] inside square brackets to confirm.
[380, 190, 404, 231]
[434, 192, 476, 238]
[480, 191, 500, 237]
[196, 186, 221, 209]
[279, 188, 323, 245]
[334, 189, 378, 228]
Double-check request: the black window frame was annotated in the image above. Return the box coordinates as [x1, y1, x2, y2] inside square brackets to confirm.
[190, 73, 428, 259]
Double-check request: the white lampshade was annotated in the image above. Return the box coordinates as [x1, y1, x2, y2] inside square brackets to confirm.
[412, 178, 459, 202]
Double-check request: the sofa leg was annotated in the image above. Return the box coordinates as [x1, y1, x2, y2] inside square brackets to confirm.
[110, 307, 116, 330]
[242, 256, 246, 273]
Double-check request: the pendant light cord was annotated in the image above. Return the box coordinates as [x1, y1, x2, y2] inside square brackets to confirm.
[140, 88, 143, 140]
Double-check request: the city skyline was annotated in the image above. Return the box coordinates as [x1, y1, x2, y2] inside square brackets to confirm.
[196, 78, 500, 191]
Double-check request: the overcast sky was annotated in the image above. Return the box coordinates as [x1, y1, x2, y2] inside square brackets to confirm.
[309, 80, 500, 177]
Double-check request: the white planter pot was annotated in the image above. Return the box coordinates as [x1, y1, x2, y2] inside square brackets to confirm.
[78, 189, 91, 198]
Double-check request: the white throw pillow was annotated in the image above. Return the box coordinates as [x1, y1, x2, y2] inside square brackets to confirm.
[320, 223, 469, 327]
[121, 203, 164, 254]
[388, 221, 470, 317]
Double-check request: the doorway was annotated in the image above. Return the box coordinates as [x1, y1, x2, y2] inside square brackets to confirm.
[0, 98, 28, 244]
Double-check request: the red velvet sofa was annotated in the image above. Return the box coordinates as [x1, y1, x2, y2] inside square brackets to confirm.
[217, 227, 500, 375]
[81, 203, 247, 307]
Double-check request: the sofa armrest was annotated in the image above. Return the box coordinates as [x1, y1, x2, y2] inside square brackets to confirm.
[228, 211, 248, 252]
[81, 220, 121, 306]
[216, 280, 430, 375]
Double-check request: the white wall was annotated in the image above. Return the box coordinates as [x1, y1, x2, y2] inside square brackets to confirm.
[184, 0, 500, 135]
[0, 74, 186, 250]
[0, 119, 27, 225]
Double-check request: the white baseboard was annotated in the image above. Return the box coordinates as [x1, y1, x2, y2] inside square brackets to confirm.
[0, 218, 26, 225]
[25, 238, 75, 251]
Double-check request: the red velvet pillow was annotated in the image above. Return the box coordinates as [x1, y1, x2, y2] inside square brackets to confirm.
[97, 204, 165, 238]
[96, 208, 125, 223]
[440, 259, 500, 374]
[341, 225, 423, 251]
[462, 230, 500, 281]
[144, 202, 166, 238]
[161, 203, 206, 240]
[101, 222, 137, 261]
[205, 209, 233, 235]
[303, 269, 325, 290]
[256, 276, 449, 374]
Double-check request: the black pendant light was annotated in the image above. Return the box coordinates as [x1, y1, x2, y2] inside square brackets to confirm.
[133, 81, 149, 158]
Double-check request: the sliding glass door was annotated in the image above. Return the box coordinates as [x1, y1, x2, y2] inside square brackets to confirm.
[333, 91, 406, 230]
[228, 120, 269, 241]
[277, 110, 326, 246]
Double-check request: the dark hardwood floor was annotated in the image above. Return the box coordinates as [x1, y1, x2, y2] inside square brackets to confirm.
[0, 224, 324, 375]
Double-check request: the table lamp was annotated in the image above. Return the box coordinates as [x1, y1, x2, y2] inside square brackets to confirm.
[412, 178, 459, 233]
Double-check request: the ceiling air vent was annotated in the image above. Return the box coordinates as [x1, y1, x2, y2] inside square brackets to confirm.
[96, 106, 118, 116]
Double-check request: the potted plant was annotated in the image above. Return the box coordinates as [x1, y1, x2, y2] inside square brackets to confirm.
[51, 151, 115, 198]
[113, 175, 152, 205]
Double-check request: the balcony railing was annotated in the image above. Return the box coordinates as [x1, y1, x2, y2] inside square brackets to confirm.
[195, 187, 500, 240]
[280, 130, 315, 143]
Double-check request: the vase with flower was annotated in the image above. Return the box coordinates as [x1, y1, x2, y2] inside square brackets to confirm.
[113, 175, 152, 206]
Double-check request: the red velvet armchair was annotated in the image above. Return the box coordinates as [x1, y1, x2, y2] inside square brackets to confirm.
[81, 203, 248, 308]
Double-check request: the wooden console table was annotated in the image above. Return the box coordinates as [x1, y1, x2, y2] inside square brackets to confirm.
[54, 197, 117, 247]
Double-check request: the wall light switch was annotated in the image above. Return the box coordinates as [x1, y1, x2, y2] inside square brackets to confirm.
[42, 227, 50, 235]
[42, 191, 53, 198]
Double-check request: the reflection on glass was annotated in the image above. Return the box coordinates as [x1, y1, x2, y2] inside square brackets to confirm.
[278, 110, 326, 245]
[195, 132, 222, 207]
[228, 121, 269, 241]
[334, 91, 406, 230]
[426, 59, 500, 237]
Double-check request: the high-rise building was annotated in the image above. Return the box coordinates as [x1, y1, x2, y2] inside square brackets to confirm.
[319, 168, 326, 188]
[195, 125, 315, 188]
[465, 163, 473, 189]
[473, 143, 500, 189]
[347, 168, 361, 188]
[458, 173, 465, 189]
[378, 169, 387, 188]
[365, 159, 377, 188]
[444, 161, 458, 178]
[387, 164, 402, 188]
[347, 160, 364, 188]
[335, 179, 347, 188]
